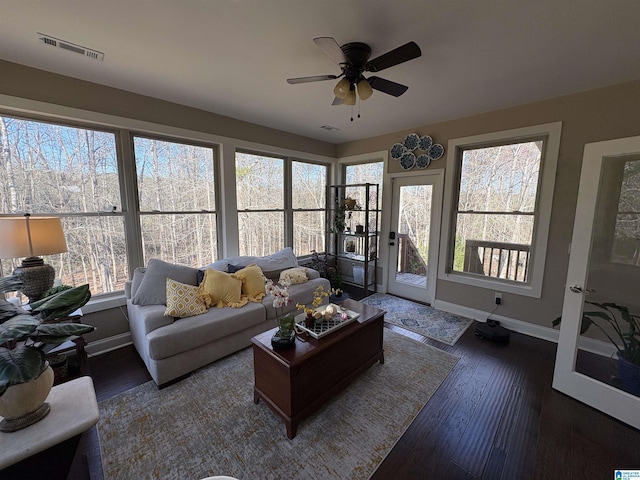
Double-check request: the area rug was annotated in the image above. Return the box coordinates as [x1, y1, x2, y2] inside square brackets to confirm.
[362, 293, 474, 345]
[97, 329, 458, 480]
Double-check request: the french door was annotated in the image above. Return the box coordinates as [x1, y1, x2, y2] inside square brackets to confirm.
[387, 173, 443, 304]
[553, 135, 640, 429]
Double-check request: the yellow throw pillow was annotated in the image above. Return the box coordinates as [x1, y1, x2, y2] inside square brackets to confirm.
[164, 278, 208, 318]
[231, 264, 266, 302]
[279, 267, 308, 285]
[197, 268, 247, 308]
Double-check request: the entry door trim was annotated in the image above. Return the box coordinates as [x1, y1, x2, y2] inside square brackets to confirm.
[385, 170, 443, 304]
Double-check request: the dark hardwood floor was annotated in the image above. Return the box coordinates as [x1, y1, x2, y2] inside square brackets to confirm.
[75, 318, 640, 480]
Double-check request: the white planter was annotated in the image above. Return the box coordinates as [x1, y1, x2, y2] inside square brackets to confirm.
[0, 365, 54, 432]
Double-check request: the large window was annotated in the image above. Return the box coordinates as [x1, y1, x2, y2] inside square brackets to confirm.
[235, 151, 327, 257]
[439, 123, 561, 297]
[292, 161, 326, 254]
[0, 115, 127, 295]
[133, 136, 219, 266]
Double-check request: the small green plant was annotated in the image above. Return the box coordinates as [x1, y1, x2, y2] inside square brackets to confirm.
[553, 301, 640, 366]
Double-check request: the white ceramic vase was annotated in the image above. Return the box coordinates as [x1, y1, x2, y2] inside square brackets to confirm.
[0, 365, 54, 432]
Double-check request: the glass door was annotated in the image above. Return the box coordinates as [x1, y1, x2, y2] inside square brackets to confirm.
[553, 136, 640, 430]
[387, 173, 443, 304]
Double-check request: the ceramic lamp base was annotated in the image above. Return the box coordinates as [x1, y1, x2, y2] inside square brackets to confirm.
[13, 258, 55, 302]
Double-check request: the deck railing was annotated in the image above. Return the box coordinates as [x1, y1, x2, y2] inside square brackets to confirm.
[397, 233, 427, 276]
[464, 240, 530, 282]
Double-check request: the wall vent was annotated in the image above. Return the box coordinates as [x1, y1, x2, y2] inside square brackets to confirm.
[37, 32, 104, 61]
[320, 125, 340, 132]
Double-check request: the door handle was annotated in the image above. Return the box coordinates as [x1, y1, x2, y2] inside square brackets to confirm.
[389, 241, 395, 246]
[569, 284, 595, 295]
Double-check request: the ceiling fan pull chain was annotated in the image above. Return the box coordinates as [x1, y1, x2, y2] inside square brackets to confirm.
[351, 104, 354, 122]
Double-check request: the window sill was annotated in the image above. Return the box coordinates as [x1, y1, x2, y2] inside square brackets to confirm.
[438, 271, 541, 298]
[81, 293, 127, 314]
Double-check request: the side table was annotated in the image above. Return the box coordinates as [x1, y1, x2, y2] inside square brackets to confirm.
[0, 376, 100, 479]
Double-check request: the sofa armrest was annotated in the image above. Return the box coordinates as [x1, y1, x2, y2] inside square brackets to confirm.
[125, 281, 132, 299]
[305, 268, 321, 280]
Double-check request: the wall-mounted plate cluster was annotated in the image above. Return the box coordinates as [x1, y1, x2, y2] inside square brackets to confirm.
[390, 133, 444, 170]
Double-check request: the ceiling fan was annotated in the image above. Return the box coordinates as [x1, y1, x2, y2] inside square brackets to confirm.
[287, 37, 422, 108]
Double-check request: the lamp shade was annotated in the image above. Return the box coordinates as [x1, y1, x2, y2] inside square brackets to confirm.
[344, 89, 357, 106]
[333, 78, 350, 99]
[0, 216, 67, 259]
[357, 79, 373, 100]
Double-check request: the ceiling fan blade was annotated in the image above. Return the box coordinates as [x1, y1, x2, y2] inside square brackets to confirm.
[332, 97, 344, 106]
[313, 37, 347, 65]
[367, 76, 409, 97]
[287, 74, 338, 84]
[366, 41, 421, 72]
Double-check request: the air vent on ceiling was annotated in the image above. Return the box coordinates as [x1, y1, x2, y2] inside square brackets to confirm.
[37, 32, 104, 61]
[320, 125, 340, 132]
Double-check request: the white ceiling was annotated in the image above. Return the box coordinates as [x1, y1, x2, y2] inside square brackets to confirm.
[1, 0, 640, 145]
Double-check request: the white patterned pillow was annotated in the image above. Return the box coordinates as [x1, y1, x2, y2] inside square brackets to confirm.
[279, 267, 308, 285]
[164, 278, 208, 318]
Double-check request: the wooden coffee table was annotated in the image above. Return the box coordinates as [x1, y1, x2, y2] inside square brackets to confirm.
[251, 299, 385, 439]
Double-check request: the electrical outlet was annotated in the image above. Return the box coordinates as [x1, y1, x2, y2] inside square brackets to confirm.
[494, 292, 502, 305]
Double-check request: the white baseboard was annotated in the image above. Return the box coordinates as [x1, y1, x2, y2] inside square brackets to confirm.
[86, 332, 132, 357]
[433, 300, 616, 358]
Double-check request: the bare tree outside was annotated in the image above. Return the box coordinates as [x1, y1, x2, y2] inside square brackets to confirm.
[235, 152, 328, 257]
[452, 141, 542, 282]
[0, 117, 222, 296]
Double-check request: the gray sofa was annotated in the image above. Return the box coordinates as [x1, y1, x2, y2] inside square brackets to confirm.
[124, 248, 330, 387]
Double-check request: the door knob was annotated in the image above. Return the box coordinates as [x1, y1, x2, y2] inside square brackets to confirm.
[569, 284, 595, 295]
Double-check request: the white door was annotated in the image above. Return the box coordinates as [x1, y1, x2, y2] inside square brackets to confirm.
[553, 135, 640, 430]
[387, 173, 443, 304]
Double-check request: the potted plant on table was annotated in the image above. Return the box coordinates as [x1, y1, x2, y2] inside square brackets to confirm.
[265, 279, 296, 349]
[0, 276, 95, 432]
[553, 301, 640, 396]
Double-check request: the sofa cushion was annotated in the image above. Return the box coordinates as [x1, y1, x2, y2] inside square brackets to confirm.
[132, 259, 199, 306]
[232, 264, 266, 301]
[279, 267, 308, 285]
[146, 301, 267, 360]
[164, 278, 208, 318]
[198, 268, 248, 308]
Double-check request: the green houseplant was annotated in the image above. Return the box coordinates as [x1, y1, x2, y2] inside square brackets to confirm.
[553, 301, 640, 395]
[0, 276, 95, 431]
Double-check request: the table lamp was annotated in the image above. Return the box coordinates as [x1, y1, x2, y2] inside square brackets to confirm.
[0, 214, 68, 302]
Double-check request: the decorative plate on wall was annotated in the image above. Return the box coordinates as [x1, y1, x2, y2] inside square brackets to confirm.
[390, 143, 405, 159]
[416, 154, 431, 169]
[403, 133, 419, 151]
[418, 135, 433, 151]
[399, 152, 416, 170]
[428, 144, 444, 160]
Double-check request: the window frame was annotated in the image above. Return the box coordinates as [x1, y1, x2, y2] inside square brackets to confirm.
[235, 149, 329, 257]
[131, 133, 222, 266]
[438, 122, 562, 297]
[0, 113, 129, 296]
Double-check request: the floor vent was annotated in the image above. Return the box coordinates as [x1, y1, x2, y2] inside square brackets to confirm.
[37, 32, 104, 61]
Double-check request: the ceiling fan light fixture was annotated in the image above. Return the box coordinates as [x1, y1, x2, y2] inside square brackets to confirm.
[333, 77, 350, 99]
[357, 79, 373, 100]
[344, 88, 357, 106]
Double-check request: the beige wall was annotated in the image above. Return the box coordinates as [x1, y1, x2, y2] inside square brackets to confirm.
[338, 80, 640, 328]
[0, 60, 336, 158]
[2, 57, 639, 341]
